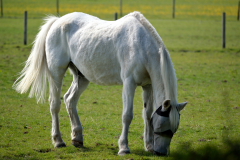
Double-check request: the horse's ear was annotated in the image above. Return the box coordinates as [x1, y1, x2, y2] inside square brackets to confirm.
[162, 99, 171, 110]
[177, 102, 188, 111]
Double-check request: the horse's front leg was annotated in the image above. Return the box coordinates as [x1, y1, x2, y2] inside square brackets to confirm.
[142, 84, 154, 153]
[118, 77, 136, 156]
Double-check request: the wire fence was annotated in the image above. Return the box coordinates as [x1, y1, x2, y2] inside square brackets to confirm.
[0, 0, 239, 20]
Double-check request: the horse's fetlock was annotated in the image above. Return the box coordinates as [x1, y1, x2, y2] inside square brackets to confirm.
[52, 135, 59, 143]
[122, 114, 133, 123]
[72, 126, 83, 133]
[52, 133, 59, 138]
[71, 128, 83, 142]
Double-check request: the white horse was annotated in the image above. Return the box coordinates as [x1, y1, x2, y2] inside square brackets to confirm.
[13, 12, 187, 156]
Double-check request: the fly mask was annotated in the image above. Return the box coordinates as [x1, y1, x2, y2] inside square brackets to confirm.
[150, 104, 179, 156]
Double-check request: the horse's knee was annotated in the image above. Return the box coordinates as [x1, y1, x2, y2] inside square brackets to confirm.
[64, 97, 77, 113]
[64, 89, 79, 110]
[64, 93, 71, 108]
[63, 90, 70, 104]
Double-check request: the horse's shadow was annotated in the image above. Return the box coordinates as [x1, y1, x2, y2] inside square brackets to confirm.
[130, 149, 156, 157]
[68, 143, 156, 157]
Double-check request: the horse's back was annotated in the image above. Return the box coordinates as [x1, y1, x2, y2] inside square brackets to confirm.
[46, 12, 156, 86]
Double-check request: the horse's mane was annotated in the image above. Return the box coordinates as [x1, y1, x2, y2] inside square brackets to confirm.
[161, 47, 179, 132]
[128, 12, 179, 132]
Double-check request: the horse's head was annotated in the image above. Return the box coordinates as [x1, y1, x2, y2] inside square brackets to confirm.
[150, 99, 187, 156]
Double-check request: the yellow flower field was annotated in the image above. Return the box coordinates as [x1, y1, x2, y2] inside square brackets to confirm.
[3, 2, 238, 19]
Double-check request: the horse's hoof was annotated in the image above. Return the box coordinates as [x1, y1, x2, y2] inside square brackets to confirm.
[72, 140, 83, 148]
[55, 142, 66, 148]
[118, 149, 130, 156]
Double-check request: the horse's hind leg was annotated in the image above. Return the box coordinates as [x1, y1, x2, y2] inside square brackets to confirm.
[48, 66, 68, 148]
[64, 63, 89, 147]
[142, 84, 154, 152]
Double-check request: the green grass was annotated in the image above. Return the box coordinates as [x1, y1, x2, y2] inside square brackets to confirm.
[0, 0, 240, 159]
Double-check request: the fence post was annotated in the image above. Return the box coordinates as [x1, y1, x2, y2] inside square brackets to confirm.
[172, 0, 175, 18]
[120, 0, 122, 17]
[1, 0, 3, 18]
[238, 1, 240, 21]
[57, 0, 59, 16]
[24, 11, 27, 45]
[114, 12, 118, 20]
[222, 12, 226, 49]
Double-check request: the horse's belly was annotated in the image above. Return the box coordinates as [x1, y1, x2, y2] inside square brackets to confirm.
[73, 53, 123, 85]
[88, 72, 123, 85]
[83, 67, 123, 86]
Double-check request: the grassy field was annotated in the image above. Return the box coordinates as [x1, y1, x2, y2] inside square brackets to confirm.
[2, 0, 239, 20]
[0, 0, 240, 159]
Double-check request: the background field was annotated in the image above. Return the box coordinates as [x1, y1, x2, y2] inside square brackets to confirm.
[0, 0, 240, 159]
[1, 0, 239, 20]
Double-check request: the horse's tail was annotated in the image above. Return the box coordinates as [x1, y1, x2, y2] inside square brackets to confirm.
[13, 16, 59, 103]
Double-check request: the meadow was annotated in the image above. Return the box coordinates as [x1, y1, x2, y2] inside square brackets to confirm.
[0, 0, 240, 159]
[1, 0, 239, 20]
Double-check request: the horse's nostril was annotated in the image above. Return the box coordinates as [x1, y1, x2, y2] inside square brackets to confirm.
[154, 151, 167, 156]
